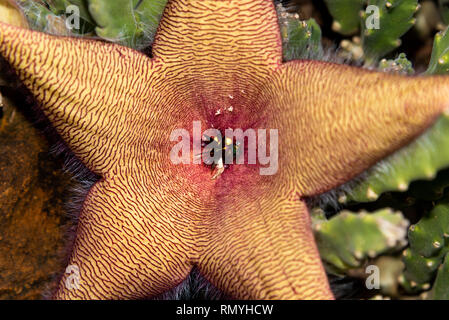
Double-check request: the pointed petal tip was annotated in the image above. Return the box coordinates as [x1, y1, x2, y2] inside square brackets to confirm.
[268, 60, 449, 196]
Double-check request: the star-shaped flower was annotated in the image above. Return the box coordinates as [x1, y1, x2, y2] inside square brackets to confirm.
[1, 0, 449, 300]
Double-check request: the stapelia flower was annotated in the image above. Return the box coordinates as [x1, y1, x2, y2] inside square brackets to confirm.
[1, 0, 449, 299]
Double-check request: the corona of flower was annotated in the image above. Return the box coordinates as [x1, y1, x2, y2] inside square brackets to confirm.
[169, 121, 279, 176]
